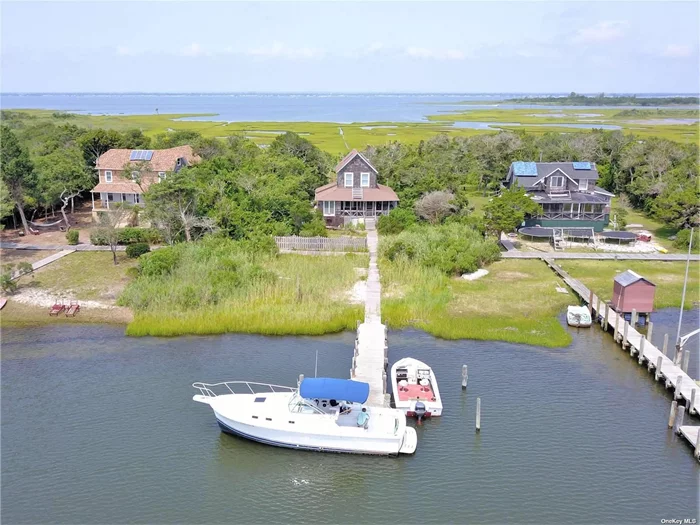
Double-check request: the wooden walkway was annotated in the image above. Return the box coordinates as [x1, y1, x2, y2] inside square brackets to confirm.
[503, 252, 700, 261]
[11, 249, 75, 279]
[544, 259, 700, 459]
[351, 225, 389, 407]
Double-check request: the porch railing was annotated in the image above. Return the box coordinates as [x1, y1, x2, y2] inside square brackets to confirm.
[537, 212, 606, 221]
[338, 209, 390, 217]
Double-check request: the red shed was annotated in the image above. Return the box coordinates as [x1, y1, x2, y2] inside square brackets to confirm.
[611, 270, 656, 314]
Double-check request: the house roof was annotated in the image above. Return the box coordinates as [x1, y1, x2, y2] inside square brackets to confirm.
[96, 145, 200, 171]
[334, 149, 378, 174]
[614, 269, 656, 287]
[315, 183, 399, 202]
[511, 162, 599, 188]
[91, 182, 147, 194]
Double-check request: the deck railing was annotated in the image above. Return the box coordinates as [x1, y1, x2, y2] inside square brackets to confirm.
[538, 212, 605, 221]
[274, 235, 368, 252]
[192, 381, 296, 398]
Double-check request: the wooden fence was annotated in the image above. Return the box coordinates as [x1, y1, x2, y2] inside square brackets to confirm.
[274, 236, 367, 252]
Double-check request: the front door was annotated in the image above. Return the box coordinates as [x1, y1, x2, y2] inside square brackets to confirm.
[366, 201, 375, 216]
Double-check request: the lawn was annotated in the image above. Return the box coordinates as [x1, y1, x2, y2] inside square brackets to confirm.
[381, 258, 573, 347]
[21, 251, 138, 302]
[612, 197, 679, 251]
[558, 260, 699, 310]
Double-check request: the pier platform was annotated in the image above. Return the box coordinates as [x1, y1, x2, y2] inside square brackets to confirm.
[351, 226, 389, 407]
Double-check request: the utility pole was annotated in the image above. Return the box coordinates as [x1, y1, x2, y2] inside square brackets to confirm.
[674, 228, 694, 365]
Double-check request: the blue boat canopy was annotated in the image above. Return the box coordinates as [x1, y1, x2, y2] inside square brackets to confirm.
[299, 378, 370, 404]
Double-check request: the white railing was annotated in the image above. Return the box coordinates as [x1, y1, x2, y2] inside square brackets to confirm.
[538, 212, 606, 221]
[192, 381, 296, 398]
[274, 236, 367, 252]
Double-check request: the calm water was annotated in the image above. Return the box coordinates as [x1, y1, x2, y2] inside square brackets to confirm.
[2, 309, 699, 524]
[1, 92, 695, 123]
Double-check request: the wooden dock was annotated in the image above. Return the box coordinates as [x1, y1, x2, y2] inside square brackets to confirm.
[351, 225, 389, 407]
[544, 258, 700, 459]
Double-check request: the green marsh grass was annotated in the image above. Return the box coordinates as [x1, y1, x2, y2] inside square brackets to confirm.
[381, 258, 573, 347]
[121, 241, 367, 336]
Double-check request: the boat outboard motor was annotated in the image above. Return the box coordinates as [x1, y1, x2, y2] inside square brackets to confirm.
[414, 401, 427, 424]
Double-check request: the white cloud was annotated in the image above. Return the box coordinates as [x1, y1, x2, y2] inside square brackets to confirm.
[246, 42, 324, 60]
[404, 47, 466, 60]
[115, 45, 139, 56]
[181, 43, 206, 57]
[661, 44, 692, 58]
[573, 21, 628, 44]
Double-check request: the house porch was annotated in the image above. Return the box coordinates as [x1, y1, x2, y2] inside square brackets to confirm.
[91, 191, 145, 210]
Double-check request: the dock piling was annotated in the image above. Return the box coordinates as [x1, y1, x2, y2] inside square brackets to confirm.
[655, 356, 663, 380]
[690, 389, 697, 416]
[668, 400, 678, 428]
[673, 405, 686, 434]
[662, 333, 669, 356]
[614, 315, 620, 341]
[588, 290, 594, 315]
[638, 337, 646, 364]
[461, 365, 468, 390]
[603, 304, 608, 331]
[475, 397, 481, 432]
[623, 322, 629, 348]
[682, 350, 690, 373]
[631, 308, 637, 326]
[647, 322, 653, 343]
[696, 430, 700, 459]
[675, 376, 683, 400]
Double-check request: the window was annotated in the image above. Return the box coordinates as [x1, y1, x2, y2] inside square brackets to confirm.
[550, 176, 565, 189]
[131, 171, 139, 181]
[254, 397, 266, 403]
[578, 179, 588, 191]
[322, 201, 336, 216]
[105, 171, 113, 183]
[158, 172, 166, 182]
[176, 158, 182, 167]
[344, 172, 353, 187]
[360, 172, 370, 188]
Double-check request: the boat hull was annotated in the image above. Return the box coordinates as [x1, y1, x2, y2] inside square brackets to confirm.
[391, 358, 443, 418]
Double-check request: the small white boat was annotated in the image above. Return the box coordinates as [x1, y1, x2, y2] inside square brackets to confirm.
[567, 305, 592, 327]
[390, 358, 443, 421]
[192, 377, 417, 456]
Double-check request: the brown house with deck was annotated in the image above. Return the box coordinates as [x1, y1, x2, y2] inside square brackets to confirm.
[315, 149, 399, 227]
[90, 146, 200, 211]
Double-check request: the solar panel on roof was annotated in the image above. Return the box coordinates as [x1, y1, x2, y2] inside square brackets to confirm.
[144, 150, 153, 160]
[572, 162, 592, 170]
[130, 150, 154, 161]
[512, 161, 538, 176]
[129, 150, 140, 161]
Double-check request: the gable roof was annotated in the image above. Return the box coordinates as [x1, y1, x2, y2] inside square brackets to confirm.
[96, 145, 200, 172]
[335, 149, 378, 174]
[614, 269, 656, 287]
[510, 161, 599, 188]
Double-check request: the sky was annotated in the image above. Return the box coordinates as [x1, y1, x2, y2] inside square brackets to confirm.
[1, 1, 699, 93]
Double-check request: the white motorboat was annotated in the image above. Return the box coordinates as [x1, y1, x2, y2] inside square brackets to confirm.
[390, 358, 443, 421]
[567, 305, 592, 327]
[192, 377, 417, 456]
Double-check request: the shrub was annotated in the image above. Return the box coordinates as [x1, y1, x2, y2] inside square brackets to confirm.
[673, 229, 700, 253]
[126, 242, 151, 258]
[90, 230, 109, 246]
[299, 216, 328, 237]
[90, 227, 162, 246]
[138, 246, 181, 277]
[66, 229, 79, 245]
[377, 207, 417, 235]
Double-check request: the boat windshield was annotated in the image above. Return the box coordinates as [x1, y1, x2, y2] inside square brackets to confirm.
[287, 393, 325, 415]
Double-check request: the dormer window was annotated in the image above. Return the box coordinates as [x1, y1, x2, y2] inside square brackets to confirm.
[579, 179, 588, 191]
[176, 158, 182, 167]
[360, 172, 370, 188]
[550, 176, 565, 189]
[344, 172, 353, 187]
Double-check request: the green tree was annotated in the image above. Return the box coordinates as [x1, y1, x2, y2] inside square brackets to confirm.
[1, 126, 37, 234]
[483, 186, 541, 237]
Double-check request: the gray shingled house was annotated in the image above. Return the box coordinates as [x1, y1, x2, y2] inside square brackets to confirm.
[504, 161, 614, 232]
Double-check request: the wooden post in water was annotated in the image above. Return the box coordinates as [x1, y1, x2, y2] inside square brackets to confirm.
[668, 400, 678, 428]
[613, 315, 620, 342]
[690, 389, 697, 416]
[475, 398, 481, 432]
[382, 371, 387, 395]
[695, 430, 700, 459]
[603, 304, 608, 331]
[673, 405, 685, 434]
[623, 322, 629, 348]
[588, 290, 594, 315]
[631, 308, 637, 326]
[682, 350, 690, 373]
[655, 356, 663, 381]
[461, 365, 468, 390]
[638, 337, 646, 364]
[662, 333, 669, 356]
[598, 299, 604, 326]
[675, 376, 683, 400]
[646, 322, 653, 344]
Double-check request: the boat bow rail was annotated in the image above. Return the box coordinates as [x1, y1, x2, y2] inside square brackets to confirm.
[192, 381, 297, 398]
